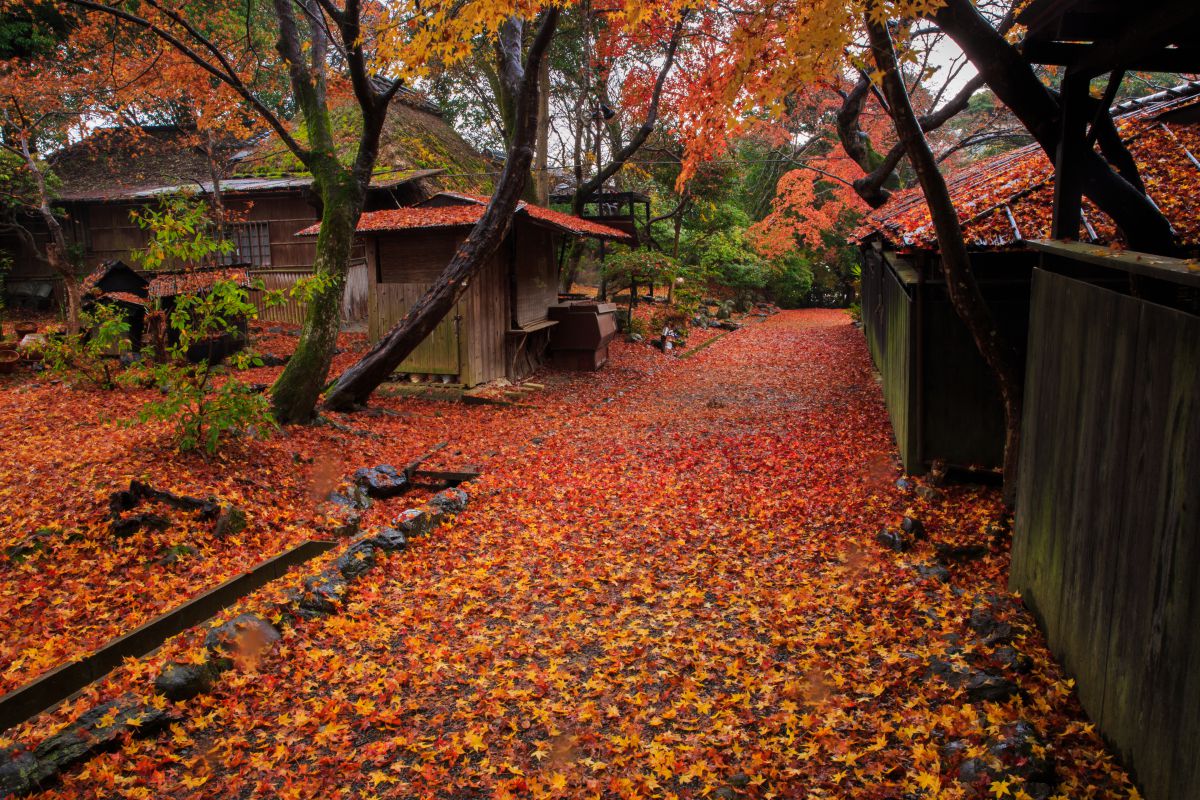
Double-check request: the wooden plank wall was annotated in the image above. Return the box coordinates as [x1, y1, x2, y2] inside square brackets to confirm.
[369, 231, 509, 387]
[247, 260, 369, 327]
[514, 224, 558, 326]
[860, 249, 920, 470]
[371, 282, 462, 376]
[1012, 268, 1200, 800]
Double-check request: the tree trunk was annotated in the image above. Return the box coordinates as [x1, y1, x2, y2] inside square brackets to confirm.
[866, 12, 1024, 506]
[18, 129, 78, 333]
[930, 0, 1176, 253]
[534, 53, 551, 205]
[322, 10, 560, 411]
[271, 172, 362, 420]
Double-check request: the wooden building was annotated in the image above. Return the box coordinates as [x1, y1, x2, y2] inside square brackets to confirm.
[1, 89, 493, 325]
[298, 192, 632, 387]
[1006, 5, 1200, 799]
[856, 81, 1200, 473]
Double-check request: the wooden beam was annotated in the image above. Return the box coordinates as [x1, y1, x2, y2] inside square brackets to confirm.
[0, 539, 336, 733]
[1022, 40, 1200, 74]
[1052, 70, 1090, 240]
[1029, 239, 1200, 288]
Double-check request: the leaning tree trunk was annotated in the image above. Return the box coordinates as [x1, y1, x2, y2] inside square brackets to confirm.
[866, 12, 1025, 506]
[322, 10, 560, 411]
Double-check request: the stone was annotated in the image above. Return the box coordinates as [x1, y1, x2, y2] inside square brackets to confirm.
[428, 487, 469, 515]
[728, 772, 750, 788]
[331, 512, 363, 539]
[394, 508, 432, 538]
[213, 505, 247, 538]
[716, 321, 742, 331]
[915, 485, 944, 502]
[915, 562, 951, 583]
[627, 333, 644, 343]
[204, 613, 280, 668]
[994, 646, 1034, 674]
[156, 543, 199, 567]
[935, 543, 988, 563]
[353, 464, 409, 499]
[258, 353, 289, 367]
[957, 757, 990, 785]
[0, 746, 39, 797]
[5, 697, 179, 794]
[713, 788, 736, 800]
[875, 529, 910, 552]
[297, 570, 348, 617]
[328, 484, 372, 512]
[900, 516, 926, 539]
[965, 671, 1019, 703]
[335, 539, 377, 579]
[895, 478, 913, 491]
[154, 662, 217, 701]
[366, 527, 408, 553]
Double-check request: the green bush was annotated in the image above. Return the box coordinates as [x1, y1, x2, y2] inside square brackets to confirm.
[137, 280, 276, 454]
[40, 302, 132, 389]
[766, 252, 814, 309]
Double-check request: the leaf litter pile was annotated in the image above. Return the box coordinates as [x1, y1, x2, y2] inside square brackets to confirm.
[1, 310, 1138, 799]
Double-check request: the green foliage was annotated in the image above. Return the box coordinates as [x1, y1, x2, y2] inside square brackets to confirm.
[0, 2, 76, 59]
[766, 251, 814, 309]
[40, 302, 131, 389]
[137, 280, 276, 454]
[600, 250, 682, 291]
[129, 193, 235, 271]
[126, 195, 276, 453]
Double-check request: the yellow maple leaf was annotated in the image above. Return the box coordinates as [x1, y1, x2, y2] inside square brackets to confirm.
[990, 779, 1012, 798]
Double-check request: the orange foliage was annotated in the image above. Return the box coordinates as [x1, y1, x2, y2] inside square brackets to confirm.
[0, 312, 1138, 800]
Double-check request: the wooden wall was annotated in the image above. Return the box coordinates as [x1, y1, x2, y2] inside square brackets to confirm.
[367, 230, 509, 386]
[1012, 268, 1200, 800]
[248, 260, 368, 326]
[861, 248, 920, 470]
[513, 223, 558, 327]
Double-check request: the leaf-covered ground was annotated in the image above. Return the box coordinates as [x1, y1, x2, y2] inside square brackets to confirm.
[3, 310, 1137, 798]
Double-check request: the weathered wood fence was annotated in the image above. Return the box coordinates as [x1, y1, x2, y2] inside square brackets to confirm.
[860, 248, 919, 469]
[1012, 258, 1199, 800]
[248, 259, 369, 326]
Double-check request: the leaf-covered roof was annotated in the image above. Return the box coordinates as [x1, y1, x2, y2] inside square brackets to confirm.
[296, 192, 635, 242]
[856, 83, 1200, 251]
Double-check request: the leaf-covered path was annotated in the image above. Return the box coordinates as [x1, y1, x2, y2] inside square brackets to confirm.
[26, 310, 1134, 799]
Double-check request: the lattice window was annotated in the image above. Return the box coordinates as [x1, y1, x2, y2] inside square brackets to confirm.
[221, 221, 272, 266]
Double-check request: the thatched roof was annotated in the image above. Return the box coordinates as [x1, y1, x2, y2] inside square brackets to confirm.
[52, 92, 493, 203]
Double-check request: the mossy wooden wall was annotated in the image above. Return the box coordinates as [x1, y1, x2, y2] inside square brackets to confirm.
[1012, 268, 1200, 800]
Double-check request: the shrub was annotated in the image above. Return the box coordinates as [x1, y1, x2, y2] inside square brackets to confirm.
[40, 302, 132, 389]
[137, 279, 276, 454]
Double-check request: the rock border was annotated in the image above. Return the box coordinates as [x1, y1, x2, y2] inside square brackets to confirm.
[0, 485, 470, 797]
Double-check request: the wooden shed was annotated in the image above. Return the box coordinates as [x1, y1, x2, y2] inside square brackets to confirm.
[855, 82, 1200, 474]
[297, 193, 632, 387]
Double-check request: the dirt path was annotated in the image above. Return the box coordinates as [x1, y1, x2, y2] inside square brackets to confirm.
[28, 310, 1134, 800]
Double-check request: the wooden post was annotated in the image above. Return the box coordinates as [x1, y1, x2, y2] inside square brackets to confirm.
[1052, 69, 1090, 240]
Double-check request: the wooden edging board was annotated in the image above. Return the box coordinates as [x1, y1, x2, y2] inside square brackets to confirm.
[0, 539, 336, 734]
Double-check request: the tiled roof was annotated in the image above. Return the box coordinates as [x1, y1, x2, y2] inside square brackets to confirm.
[296, 193, 635, 242]
[856, 85, 1200, 251]
[97, 291, 148, 307]
[147, 267, 251, 299]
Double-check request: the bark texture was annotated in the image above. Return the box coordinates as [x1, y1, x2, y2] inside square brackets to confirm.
[865, 13, 1024, 504]
[322, 10, 560, 411]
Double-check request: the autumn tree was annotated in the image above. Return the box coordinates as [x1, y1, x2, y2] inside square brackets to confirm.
[321, 10, 559, 410]
[47, 0, 546, 422]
